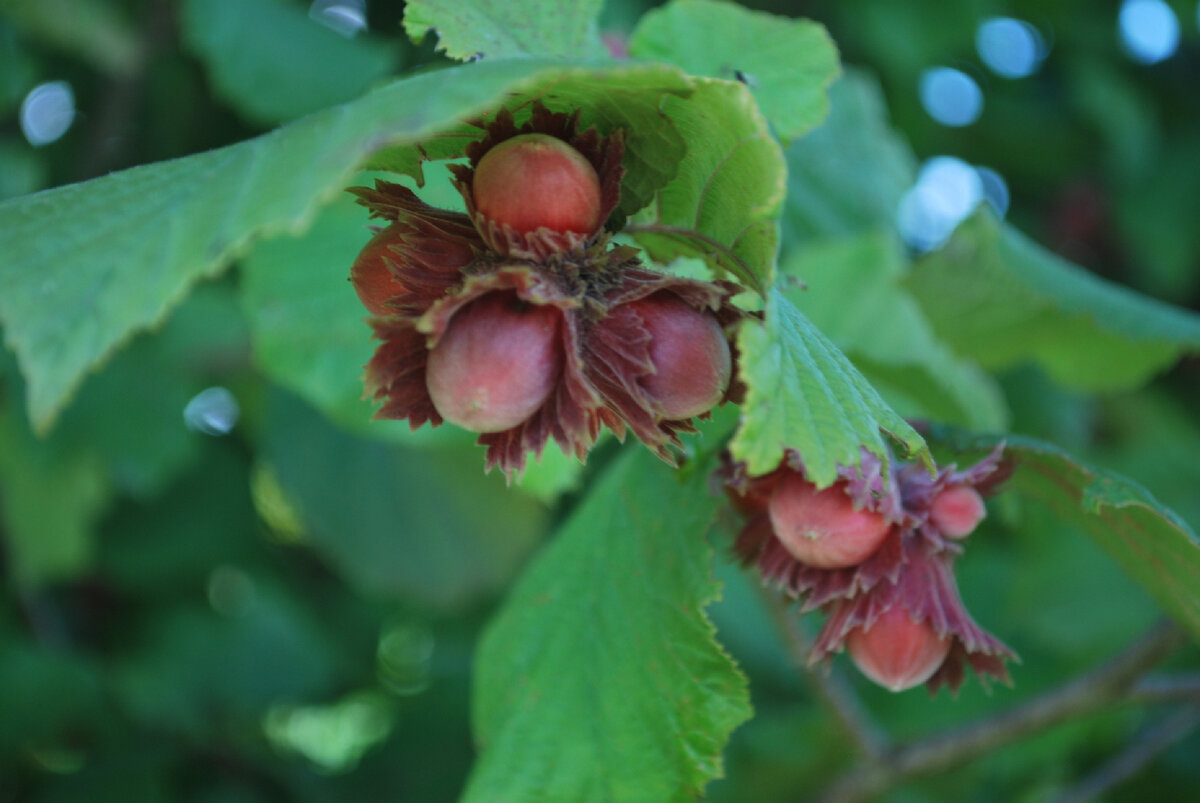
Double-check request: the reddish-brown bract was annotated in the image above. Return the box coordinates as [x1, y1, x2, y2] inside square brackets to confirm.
[425, 292, 563, 433]
[846, 606, 951, 692]
[929, 485, 987, 539]
[472, 134, 603, 235]
[625, 293, 732, 420]
[767, 473, 892, 569]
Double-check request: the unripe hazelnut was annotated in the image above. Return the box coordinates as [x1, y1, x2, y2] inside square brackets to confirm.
[767, 473, 891, 569]
[846, 606, 951, 692]
[625, 293, 732, 420]
[351, 225, 411, 316]
[472, 134, 603, 235]
[426, 292, 563, 433]
[929, 486, 986, 539]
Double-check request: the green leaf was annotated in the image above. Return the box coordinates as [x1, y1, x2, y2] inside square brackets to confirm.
[466, 446, 750, 802]
[628, 79, 786, 292]
[729, 288, 929, 485]
[907, 213, 1200, 391]
[781, 70, 917, 249]
[181, 0, 400, 125]
[0, 58, 686, 432]
[629, 0, 840, 143]
[782, 231, 1007, 432]
[403, 0, 607, 61]
[0, 399, 109, 586]
[932, 428, 1200, 643]
[262, 390, 548, 610]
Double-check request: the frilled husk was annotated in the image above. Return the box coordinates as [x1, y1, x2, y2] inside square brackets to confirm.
[809, 535, 1018, 694]
[365, 258, 747, 476]
[348, 181, 484, 315]
[449, 102, 626, 260]
[583, 267, 745, 461]
[724, 449, 916, 604]
[722, 445, 1017, 692]
[896, 443, 1012, 543]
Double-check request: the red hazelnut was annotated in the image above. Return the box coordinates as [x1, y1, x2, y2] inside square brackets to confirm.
[767, 473, 891, 569]
[350, 225, 411, 316]
[929, 486, 986, 539]
[472, 133, 603, 235]
[846, 606, 951, 692]
[426, 292, 563, 433]
[626, 293, 732, 420]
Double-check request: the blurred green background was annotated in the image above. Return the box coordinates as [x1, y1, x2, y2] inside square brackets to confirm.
[2, 0, 1199, 800]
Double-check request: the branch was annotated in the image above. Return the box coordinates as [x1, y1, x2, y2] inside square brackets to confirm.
[760, 586, 891, 761]
[812, 620, 1188, 803]
[1052, 704, 1200, 803]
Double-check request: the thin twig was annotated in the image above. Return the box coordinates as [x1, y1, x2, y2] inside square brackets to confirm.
[760, 586, 891, 760]
[1128, 673, 1200, 705]
[1052, 704, 1200, 803]
[812, 620, 1188, 803]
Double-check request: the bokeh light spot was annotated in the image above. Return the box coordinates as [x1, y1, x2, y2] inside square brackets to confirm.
[897, 156, 985, 252]
[976, 17, 1047, 78]
[309, 0, 367, 37]
[183, 386, 240, 436]
[919, 68, 983, 127]
[20, 81, 75, 147]
[1119, 0, 1179, 64]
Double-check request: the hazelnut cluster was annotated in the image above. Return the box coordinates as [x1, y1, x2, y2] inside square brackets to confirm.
[349, 104, 743, 475]
[722, 446, 1016, 693]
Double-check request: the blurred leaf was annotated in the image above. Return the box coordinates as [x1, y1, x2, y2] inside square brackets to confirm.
[1113, 140, 1200, 300]
[0, 0, 142, 76]
[0, 635, 106, 750]
[115, 591, 340, 733]
[511, 438, 587, 503]
[466, 446, 751, 802]
[783, 231, 1007, 432]
[0, 58, 688, 432]
[100, 440, 259, 595]
[0, 23, 38, 115]
[0, 137, 45, 200]
[933, 428, 1200, 643]
[53, 283, 247, 498]
[782, 70, 916, 251]
[629, 79, 785, 292]
[907, 214, 1200, 391]
[0, 400, 109, 586]
[403, 0, 607, 61]
[182, 0, 399, 125]
[730, 288, 929, 485]
[628, 0, 839, 143]
[263, 390, 548, 610]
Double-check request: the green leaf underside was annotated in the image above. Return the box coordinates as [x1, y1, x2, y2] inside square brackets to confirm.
[629, 0, 840, 143]
[403, 0, 607, 61]
[629, 79, 786, 293]
[730, 289, 929, 485]
[935, 429, 1200, 643]
[908, 214, 1200, 391]
[466, 447, 751, 802]
[181, 0, 399, 125]
[783, 231, 1008, 432]
[0, 59, 694, 432]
